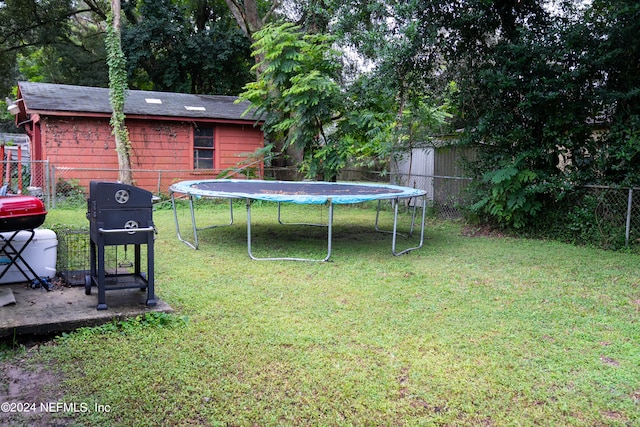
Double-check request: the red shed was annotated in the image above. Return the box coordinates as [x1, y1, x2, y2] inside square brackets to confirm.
[12, 81, 264, 194]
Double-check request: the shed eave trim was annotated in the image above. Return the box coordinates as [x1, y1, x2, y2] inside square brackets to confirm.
[24, 109, 263, 125]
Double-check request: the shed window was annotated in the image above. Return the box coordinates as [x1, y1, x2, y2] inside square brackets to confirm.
[194, 126, 215, 169]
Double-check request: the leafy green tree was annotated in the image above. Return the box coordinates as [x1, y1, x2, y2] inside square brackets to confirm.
[239, 19, 449, 180]
[584, 1, 640, 185]
[0, 0, 254, 97]
[122, 0, 253, 94]
[240, 22, 343, 180]
[320, 0, 455, 180]
[0, 0, 110, 93]
[397, 0, 606, 228]
[449, 1, 640, 228]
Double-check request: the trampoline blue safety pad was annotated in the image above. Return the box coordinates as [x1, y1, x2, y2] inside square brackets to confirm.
[169, 179, 426, 204]
[169, 179, 427, 261]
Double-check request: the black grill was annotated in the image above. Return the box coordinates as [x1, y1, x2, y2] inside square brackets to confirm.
[86, 181, 156, 310]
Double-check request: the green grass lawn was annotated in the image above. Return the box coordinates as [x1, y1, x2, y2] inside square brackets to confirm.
[4, 201, 640, 426]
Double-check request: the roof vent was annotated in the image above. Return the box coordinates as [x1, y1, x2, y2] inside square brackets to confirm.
[185, 106, 206, 111]
[145, 98, 162, 104]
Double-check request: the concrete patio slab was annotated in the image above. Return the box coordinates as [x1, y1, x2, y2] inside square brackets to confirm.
[0, 283, 172, 337]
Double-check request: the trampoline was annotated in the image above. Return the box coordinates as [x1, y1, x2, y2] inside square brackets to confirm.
[169, 179, 427, 261]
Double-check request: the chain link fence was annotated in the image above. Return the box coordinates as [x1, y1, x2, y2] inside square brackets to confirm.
[0, 159, 52, 205]
[5, 161, 637, 250]
[50, 167, 192, 208]
[559, 185, 640, 249]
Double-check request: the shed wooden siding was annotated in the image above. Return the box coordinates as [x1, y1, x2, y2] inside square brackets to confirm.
[216, 124, 263, 170]
[128, 120, 192, 170]
[38, 116, 263, 193]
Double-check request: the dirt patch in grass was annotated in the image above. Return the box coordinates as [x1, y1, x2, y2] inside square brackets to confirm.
[0, 344, 72, 426]
[461, 224, 508, 238]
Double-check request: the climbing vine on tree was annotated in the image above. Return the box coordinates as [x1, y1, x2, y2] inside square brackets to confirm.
[105, 2, 133, 185]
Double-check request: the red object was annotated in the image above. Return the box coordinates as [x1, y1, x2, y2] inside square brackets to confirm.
[0, 196, 47, 231]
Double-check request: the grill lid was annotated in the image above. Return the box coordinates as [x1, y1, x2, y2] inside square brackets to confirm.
[88, 181, 153, 210]
[87, 181, 154, 245]
[0, 195, 47, 231]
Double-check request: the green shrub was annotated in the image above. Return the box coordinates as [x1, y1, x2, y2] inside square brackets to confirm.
[55, 178, 87, 208]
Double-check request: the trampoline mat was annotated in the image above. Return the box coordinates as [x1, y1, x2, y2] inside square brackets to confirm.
[170, 179, 426, 204]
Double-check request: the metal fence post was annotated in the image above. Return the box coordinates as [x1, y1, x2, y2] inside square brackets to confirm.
[44, 160, 51, 210]
[626, 188, 633, 246]
[50, 163, 56, 209]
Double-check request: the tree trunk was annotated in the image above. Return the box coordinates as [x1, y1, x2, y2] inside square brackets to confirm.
[224, 0, 302, 174]
[223, 0, 281, 75]
[109, 0, 133, 184]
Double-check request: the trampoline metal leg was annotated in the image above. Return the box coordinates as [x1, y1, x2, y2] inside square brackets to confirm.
[172, 193, 234, 250]
[391, 196, 427, 256]
[247, 199, 333, 262]
[376, 198, 420, 237]
[374, 200, 384, 232]
[172, 191, 199, 249]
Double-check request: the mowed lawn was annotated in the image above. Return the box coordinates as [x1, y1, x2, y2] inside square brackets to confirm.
[4, 201, 640, 426]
